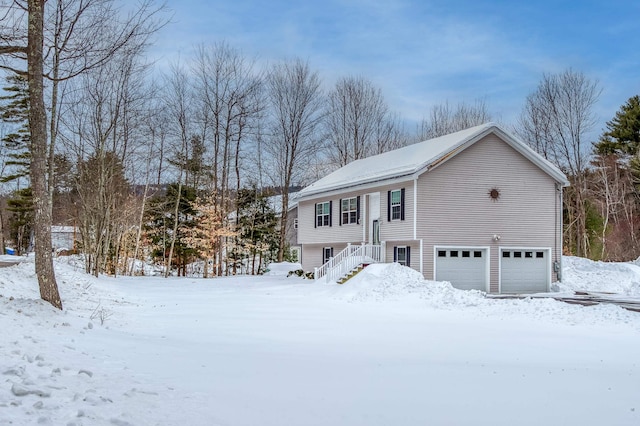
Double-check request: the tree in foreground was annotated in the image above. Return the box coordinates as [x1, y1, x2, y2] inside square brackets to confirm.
[0, 0, 165, 309]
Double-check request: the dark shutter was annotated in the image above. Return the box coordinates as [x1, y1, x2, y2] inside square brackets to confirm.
[400, 188, 405, 221]
[329, 200, 333, 226]
[356, 196, 360, 224]
[314, 203, 317, 228]
[393, 246, 398, 263]
[387, 191, 391, 222]
[339, 198, 342, 226]
[406, 246, 411, 267]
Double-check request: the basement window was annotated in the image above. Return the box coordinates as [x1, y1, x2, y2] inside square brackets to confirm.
[396, 246, 408, 266]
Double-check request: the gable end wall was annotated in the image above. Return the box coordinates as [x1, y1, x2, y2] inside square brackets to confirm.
[416, 134, 562, 292]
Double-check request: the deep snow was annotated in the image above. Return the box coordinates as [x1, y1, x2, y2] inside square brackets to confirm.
[1, 255, 639, 425]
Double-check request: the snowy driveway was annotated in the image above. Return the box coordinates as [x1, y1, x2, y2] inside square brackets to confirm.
[91, 273, 640, 426]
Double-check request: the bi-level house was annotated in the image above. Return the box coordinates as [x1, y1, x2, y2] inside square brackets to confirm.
[296, 123, 569, 293]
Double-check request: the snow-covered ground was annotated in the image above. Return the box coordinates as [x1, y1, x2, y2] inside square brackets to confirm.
[1, 255, 639, 425]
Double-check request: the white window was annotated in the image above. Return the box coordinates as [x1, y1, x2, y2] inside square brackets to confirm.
[316, 202, 330, 227]
[341, 197, 358, 224]
[293, 218, 298, 229]
[390, 190, 402, 220]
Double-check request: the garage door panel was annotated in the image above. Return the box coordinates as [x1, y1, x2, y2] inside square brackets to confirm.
[435, 248, 487, 291]
[501, 249, 549, 293]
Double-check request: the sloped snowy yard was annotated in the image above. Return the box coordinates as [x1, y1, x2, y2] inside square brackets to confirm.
[1, 255, 639, 425]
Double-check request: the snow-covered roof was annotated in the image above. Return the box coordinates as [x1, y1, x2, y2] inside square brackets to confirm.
[298, 123, 569, 199]
[268, 192, 299, 215]
[51, 226, 78, 233]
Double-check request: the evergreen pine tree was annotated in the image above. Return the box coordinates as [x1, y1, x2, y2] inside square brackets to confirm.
[6, 187, 33, 255]
[594, 95, 640, 157]
[0, 74, 31, 183]
[145, 184, 199, 275]
[1, 74, 34, 253]
[235, 188, 279, 274]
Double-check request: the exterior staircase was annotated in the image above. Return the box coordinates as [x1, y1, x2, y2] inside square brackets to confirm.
[336, 264, 369, 284]
[314, 243, 383, 283]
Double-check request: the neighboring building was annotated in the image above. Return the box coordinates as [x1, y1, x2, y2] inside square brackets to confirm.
[51, 226, 79, 251]
[296, 123, 569, 293]
[268, 192, 300, 261]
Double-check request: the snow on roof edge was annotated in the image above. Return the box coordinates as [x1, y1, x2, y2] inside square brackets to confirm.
[298, 123, 569, 199]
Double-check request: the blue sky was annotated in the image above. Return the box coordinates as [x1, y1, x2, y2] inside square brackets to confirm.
[153, 0, 639, 138]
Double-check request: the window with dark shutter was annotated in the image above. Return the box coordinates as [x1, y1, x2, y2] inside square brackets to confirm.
[390, 190, 402, 220]
[394, 246, 409, 266]
[316, 201, 331, 227]
[340, 197, 359, 225]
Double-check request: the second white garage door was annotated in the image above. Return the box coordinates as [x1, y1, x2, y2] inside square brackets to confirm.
[500, 249, 550, 293]
[435, 248, 488, 291]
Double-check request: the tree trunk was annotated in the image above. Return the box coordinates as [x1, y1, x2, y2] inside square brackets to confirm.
[277, 191, 289, 262]
[28, 0, 62, 310]
[0, 209, 5, 254]
[165, 180, 183, 278]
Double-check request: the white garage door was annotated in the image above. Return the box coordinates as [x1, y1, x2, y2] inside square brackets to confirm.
[501, 249, 549, 293]
[435, 248, 488, 291]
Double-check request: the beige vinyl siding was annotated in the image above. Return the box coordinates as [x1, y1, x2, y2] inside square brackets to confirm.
[298, 189, 366, 245]
[301, 243, 352, 272]
[385, 240, 420, 274]
[376, 182, 414, 242]
[416, 134, 561, 292]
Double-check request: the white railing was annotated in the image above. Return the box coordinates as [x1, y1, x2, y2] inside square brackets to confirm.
[314, 243, 383, 283]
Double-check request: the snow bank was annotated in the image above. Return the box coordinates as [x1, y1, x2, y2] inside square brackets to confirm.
[332, 263, 485, 307]
[266, 261, 303, 276]
[560, 256, 640, 296]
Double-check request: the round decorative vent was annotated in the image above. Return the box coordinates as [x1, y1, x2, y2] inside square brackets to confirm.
[489, 188, 500, 201]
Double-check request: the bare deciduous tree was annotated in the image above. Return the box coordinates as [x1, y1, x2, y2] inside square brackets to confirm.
[0, 0, 165, 307]
[517, 69, 601, 257]
[265, 58, 324, 262]
[590, 154, 639, 260]
[192, 43, 263, 274]
[418, 99, 491, 140]
[325, 76, 402, 166]
[0, 0, 63, 308]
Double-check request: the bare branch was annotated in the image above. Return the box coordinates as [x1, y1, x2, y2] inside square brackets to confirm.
[0, 45, 26, 55]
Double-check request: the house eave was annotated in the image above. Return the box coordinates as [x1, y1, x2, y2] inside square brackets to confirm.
[297, 172, 415, 202]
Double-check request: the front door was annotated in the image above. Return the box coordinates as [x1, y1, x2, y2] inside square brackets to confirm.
[368, 192, 380, 244]
[372, 220, 380, 245]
